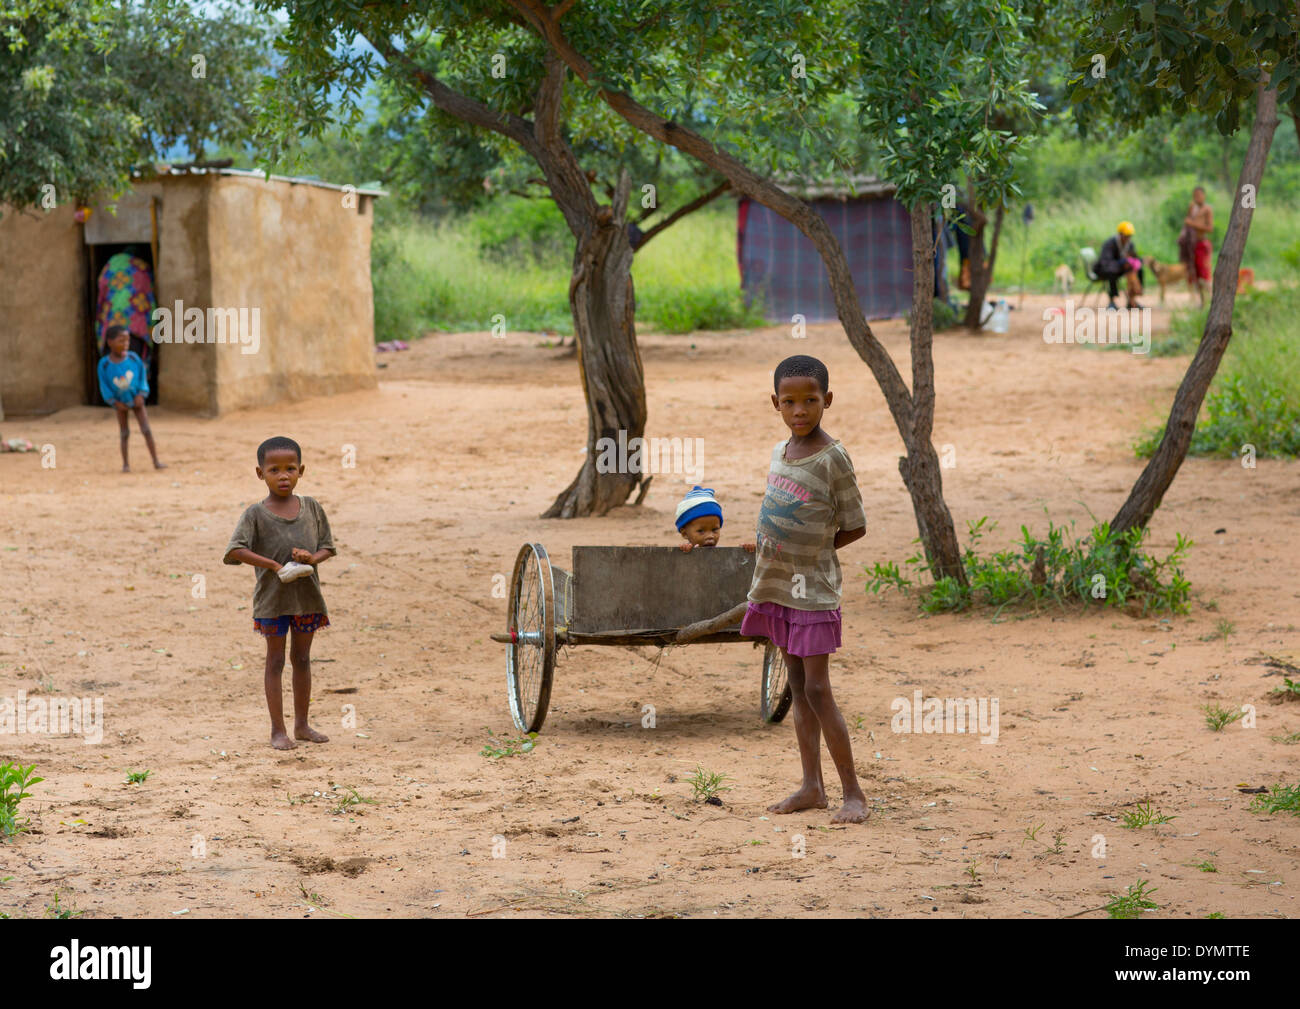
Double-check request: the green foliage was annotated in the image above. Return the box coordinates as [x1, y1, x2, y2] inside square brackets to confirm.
[1249, 784, 1300, 817]
[1121, 800, 1176, 828]
[1202, 703, 1245, 731]
[866, 513, 1192, 616]
[480, 728, 538, 759]
[125, 769, 150, 784]
[470, 196, 569, 265]
[853, 0, 1042, 211]
[1105, 879, 1159, 919]
[0, 762, 43, 841]
[684, 766, 731, 802]
[1068, 1, 1299, 137]
[370, 205, 758, 339]
[0, 0, 274, 210]
[1270, 677, 1300, 701]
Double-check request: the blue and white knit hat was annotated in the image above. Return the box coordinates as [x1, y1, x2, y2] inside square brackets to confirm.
[675, 486, 723, 531]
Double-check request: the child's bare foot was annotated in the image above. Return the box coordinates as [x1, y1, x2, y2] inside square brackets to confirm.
[768, 785, 827, 814]
[153, 460, 167, 469]
[831, 795, 871, 824]
[271, 730, 297, 750]
[295, 725, 329, 743]
[121, 464, 130, 473]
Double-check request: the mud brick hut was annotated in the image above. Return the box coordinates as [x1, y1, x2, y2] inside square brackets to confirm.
[737, 176, 934, 323]
[0, 166, 384, 418]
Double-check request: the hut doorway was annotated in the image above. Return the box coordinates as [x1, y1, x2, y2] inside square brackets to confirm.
[85, 242, 160, 407]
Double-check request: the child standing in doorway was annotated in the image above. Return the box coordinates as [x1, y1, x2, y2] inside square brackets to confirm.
[740, 354, 870, 823]
[98, 325, 165, 471]
[224, 436, 336, 750]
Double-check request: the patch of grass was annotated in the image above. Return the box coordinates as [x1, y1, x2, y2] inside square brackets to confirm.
[1205, 911, 1225, 919]
[298, 882, 329, 907]
[0, 762, 44, 841]
[480, 729, 538, 760]
[125, 769, 150, 784]
[1137, 287, 1300, 460]
[1106, 879, 1159, 920]
[1194, 859, 1218, 873]
[1021, 822, 1066, 854]
[684, 765, 731, 802]
[1270, 728, 1300, 744]
[44, 892, 82, 919]
[1270, 677, 1300, 701]
[865, 512, 1191, 617]
[330, 787, 377, 816]
[1121, 800, 1176, 829]
[1249, 784, 1300, 817]
[1202, 703, 1245, 732]
[371, 204, 763, 340]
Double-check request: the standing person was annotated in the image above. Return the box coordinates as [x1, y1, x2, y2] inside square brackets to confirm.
[223, 436, 336, 750]
[1183, 186, 1214, 306]
[1096, 221, 1145, 310]
[740, 354, 870, 824]
[97, 325, 165, 471]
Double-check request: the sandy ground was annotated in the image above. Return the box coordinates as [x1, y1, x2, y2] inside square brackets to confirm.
[1, 291, 1297, 919]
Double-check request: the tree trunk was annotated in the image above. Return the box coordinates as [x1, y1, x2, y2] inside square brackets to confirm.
[543, 172, 647, 517]
[370, 41, 649, 519]
[962, 199, 1005, 330]
[510, 0, 966, 578]
[1111, 77, 1279, 535]
[902, 202, 965, 580]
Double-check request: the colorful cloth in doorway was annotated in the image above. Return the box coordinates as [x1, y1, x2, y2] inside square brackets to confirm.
[95, 252, 157, 355]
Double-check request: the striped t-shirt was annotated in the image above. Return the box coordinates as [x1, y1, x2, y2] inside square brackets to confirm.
[748, 439, 867, 610]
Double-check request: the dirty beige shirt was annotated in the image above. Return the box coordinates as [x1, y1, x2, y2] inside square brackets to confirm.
[748, 439, 867, 610]
[223, 496, 335, 618]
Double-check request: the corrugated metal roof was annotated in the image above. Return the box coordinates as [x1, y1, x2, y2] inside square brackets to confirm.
[137, 165, 388, 197]
[768, 173, 896, 200]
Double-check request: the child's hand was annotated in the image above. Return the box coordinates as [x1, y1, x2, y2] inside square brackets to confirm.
[291, 548, 315, 564]
[678, 542, 695, 552]
[741, 541, 756, 553]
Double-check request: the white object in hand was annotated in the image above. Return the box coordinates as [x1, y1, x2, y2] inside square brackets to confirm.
[277, 561, 315, 583]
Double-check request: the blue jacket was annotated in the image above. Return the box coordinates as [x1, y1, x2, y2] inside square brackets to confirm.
[97, 351, 149, 405]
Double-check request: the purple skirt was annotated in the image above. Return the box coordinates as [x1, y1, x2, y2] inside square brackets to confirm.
[740, 601, 841, 657]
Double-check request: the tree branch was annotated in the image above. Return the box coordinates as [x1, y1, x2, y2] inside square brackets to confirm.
[634, 180, 729, 250]
[364, 33, 544, 162]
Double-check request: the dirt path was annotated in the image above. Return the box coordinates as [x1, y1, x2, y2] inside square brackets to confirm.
[2, 293, 1297, 918]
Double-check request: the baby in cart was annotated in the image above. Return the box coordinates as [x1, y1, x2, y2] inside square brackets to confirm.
[676, 485, 755, 553]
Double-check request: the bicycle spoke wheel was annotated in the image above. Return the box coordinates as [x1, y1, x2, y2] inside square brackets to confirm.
[506, 543, 556, 732]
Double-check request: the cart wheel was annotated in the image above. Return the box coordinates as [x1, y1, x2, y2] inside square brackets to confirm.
[506, 543, 557, 733]
[761, 640, 792, 723]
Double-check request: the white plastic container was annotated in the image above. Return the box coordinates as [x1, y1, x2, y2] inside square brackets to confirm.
[985, 299, 1010, 334]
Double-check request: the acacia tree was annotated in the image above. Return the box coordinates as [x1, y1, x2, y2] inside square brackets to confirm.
[496, 0, 1036, 581]
[1069, 0, 1294, 534]
[259, 5, 728, 517]
[1, 0, 269, 210]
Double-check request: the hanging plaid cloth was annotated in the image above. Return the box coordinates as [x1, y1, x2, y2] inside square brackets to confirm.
[95, 251, 157, 356]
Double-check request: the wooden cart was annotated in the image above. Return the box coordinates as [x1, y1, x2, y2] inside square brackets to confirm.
[491, 544, 792, 732]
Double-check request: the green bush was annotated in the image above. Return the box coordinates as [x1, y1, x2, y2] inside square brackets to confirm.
[469, 196, 570, 265]
[1, 762, 43, 841]
[865, 514, 1192, 617]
